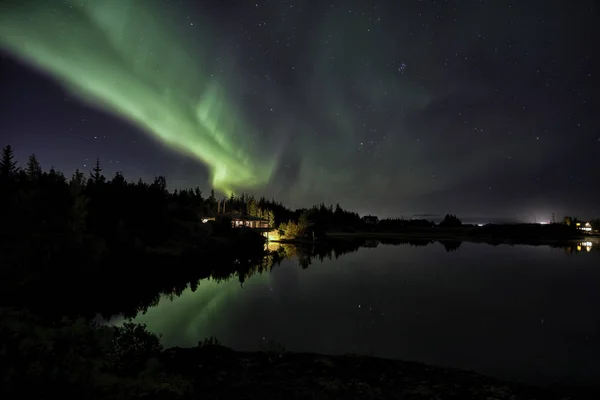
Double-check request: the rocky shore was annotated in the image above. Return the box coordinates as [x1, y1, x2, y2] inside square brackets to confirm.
[157, 345, 595, 400]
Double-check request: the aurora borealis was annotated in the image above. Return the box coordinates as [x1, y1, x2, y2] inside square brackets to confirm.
[0, 0, 274, 194]
[1, 0, 599, 218]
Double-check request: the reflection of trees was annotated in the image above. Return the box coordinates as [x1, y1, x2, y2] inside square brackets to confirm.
[274, 238, 470, 269]
[99, 238, 599, 318]
[269, 240, 363, 264]
[439, 240, 462, 252]
[378, 238, 434, 247]
[2, 248, 274, 321]
[22, 236, 596, 320]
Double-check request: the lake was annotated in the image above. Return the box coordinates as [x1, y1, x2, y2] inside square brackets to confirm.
[119, 240, 600, 387]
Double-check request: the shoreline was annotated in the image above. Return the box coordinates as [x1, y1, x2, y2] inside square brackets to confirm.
[325, 230, 594, 246]
[159, 345, 597, 399]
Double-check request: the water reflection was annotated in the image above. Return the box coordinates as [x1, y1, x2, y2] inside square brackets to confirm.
[269, 237, 596, 270]
[101, 237, 597, 321]
[565, 241, 594, 254]
[99, 238, 598, 322]
[439, 240, 462, 252]
[122, 239, 600, 387]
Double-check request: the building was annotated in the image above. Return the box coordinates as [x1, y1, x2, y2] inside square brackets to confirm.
[230, 214, 270, 229]
[229, 214, 275, 242]
[200, 211, 275, 243]
[200, 212, 271, 229]
[577, 222, 593, 232]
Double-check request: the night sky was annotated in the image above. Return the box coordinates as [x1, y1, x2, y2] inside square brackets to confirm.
[1, 0, 598, 221]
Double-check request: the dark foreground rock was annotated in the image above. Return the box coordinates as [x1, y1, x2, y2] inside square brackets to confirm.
[159, 345, 596, 400]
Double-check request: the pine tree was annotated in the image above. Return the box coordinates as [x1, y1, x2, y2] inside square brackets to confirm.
[152, 175, 167, 192]
[26, 153, 42, 180]
[266, 210, 275, 227]
[111, 171, 126, 186]
[0, 145, 18, 179]
[247, 198, 258, 217]
[69, 169, 86, 195]
[90, 158, 104, 184]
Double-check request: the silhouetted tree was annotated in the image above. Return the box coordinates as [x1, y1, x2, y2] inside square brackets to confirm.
[69, 169, 86, 195]
[111, 171, 126, 187]
[439, 214, 462, 227]
[25, 154, 42, 181]
[0, 144, 18, 179]
[151, 175, 167, 192]
[89, 158, 105, 185]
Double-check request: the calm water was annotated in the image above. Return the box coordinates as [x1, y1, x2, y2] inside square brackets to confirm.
[123, 241, 600, 386]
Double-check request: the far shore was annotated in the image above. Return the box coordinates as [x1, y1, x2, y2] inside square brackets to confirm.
[325, 229, 595, 246]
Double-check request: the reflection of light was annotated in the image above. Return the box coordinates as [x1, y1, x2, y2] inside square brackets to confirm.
[577, 242, 593, 252]
[266, 229, 280, 242]
[264, 241, 281, 252]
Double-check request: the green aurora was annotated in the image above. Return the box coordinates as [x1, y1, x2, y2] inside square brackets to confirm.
[1, 0, 583, 217]
[0, 0, 274, 195]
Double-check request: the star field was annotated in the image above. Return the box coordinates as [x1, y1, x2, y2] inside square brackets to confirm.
[1, 0, 598, 220]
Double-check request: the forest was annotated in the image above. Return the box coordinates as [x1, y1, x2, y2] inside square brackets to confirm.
[0, 144, 373, 314]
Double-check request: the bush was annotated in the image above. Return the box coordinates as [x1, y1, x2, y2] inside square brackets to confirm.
[278, 219, 309, 239]
[0, 308, 190, 399]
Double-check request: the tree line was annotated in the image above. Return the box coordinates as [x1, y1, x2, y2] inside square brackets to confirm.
[0, 145, 270, 316]
[0, 144, 374, 297]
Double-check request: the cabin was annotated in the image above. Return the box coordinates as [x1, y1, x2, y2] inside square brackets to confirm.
[201, 213, 271, 229]
[200, 209, 274, 243]
[577, 222, 592, 232]
[230, 214, 275, 242]
[230, 214, 270, 229]
[200, 212, 270, 229]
